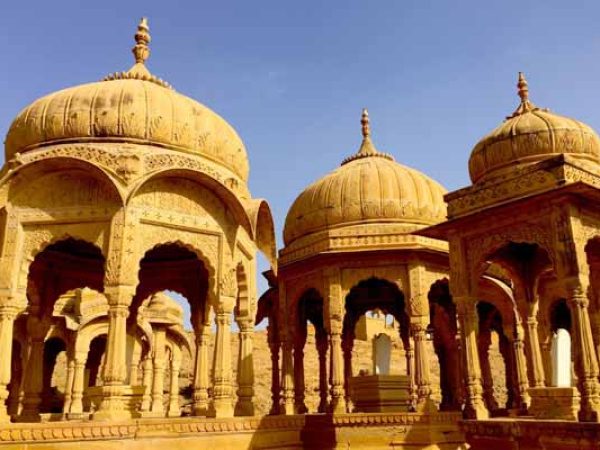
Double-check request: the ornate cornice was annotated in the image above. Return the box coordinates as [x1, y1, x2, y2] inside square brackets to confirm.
[447, 155, 600, 220]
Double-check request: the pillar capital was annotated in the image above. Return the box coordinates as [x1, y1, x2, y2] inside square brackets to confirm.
[215, 295, 235, 315]
[0, 304, 19, 320]
[104, 284, 136, 307]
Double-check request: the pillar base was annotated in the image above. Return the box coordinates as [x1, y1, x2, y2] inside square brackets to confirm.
[92, 385, 143, 421]
[329, 397, 347, 414]
[66, 412, 86, 421]
[281, 400, 295, 415]
[234, 400, 255, 416]
[415, 397, 438, 414]
[463, 402, 489, 420]
[213, 398, 234, 418]
[529, 386, 580, 421]
[192, 390, 209, 416]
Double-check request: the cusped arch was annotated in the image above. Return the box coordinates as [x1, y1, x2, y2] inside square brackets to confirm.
[136, 239, 217, 304]
[478, 275, 520, 332]
[20, 235, 106, 294]
[6, 156, 125, 207]
[75, 319, 108, 355]
[468, 228, 555, 284]
[127, 168, 254, 239]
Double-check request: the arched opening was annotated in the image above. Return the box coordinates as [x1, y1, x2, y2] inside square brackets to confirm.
[86, 335, 107, 389]
[132, 243, 209, 418]
[477, 241, 553, 415]
[293, 288, 327, 414]
[548, 299, 573, 387]
[7, 339, 23, 416]
[477, 301, 510, 415]
[255, 271, 279, 416]
[428, 279, 461, 411]
[18, 238, 105, 421]
[343, 277, 410, 413]
[40, 337, 67, 414]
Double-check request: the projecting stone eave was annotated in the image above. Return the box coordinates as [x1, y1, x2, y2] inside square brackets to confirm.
[418, 153, 600, 241]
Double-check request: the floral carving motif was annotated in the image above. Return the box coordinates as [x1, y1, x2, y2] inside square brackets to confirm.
[220, 265, 237, 298]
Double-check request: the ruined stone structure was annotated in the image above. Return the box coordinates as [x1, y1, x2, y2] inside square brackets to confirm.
[4, 16, 600, 450]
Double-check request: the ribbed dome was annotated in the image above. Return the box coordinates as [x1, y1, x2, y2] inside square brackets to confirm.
[4, 19, 249, 182]
[283, 110, 447, 246]
[469, 73, 600, 184]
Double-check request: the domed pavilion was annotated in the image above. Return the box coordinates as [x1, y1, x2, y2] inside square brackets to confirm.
[421, 72, 600, 433]
[0, 18, 276, 422]
[272, 109, 453, 415]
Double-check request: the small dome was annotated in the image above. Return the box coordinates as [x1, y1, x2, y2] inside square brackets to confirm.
[469, 73, 600, 183]
[283, 110, 447, 246]
[4, 18, 249, 181]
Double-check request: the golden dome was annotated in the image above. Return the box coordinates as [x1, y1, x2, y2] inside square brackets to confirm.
[4, 18, 249, 181]
[469, 73, 600, 183]
[283, 110, 447, 246]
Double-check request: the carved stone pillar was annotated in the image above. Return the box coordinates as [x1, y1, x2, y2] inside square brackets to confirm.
[342, 331, 354, 412]
[280, 339, 295, 415]
[405, 344, 417, 408]
[0, 307, 16, 422]
[267, 325, 280, 415]
[279, 280, 295, 416]
[525, 302, 546, 388]
[167, 352, 180, 417]
[95, 285, 133, 420]
[150, 327, 166, 414]
[235, 319, 255, 416]
[62, 357, 75, 416]
[566, 280, 600, 422]
[316, 331, 329, 413]
[139, 356, 152, 412]
[512, 324, 531, 413]
[67, 352, 87, 418]
[192, 324, 210, 416]
[411, 320, 433, 410]
[293, 334, 307, 414]
[456, 296, 489, 419]
[20, 323, 45, 421]
[325, 268, 346, 414]
[212, 298, 234, 418]
[329, 329, 346, 414]
[477, 327, 497, 411]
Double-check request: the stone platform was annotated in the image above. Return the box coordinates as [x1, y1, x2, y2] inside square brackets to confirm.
[462, 418, 600, 450]
[0, 412, 464, 449]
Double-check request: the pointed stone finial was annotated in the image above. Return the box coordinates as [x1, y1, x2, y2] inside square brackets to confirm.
[341, 109, 394, 165]
[361, 108, 370, 138]
[517, 72, 529, 102]
[102, 17, 173, 89]
[507, 71, 539, 119]
[132, 17, 151, 65]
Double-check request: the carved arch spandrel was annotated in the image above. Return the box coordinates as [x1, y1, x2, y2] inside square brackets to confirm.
[6, 157, 125, 208]
[127, 168, 253, 240]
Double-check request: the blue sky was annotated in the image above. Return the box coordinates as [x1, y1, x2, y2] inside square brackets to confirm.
[2, 1, 600, 320]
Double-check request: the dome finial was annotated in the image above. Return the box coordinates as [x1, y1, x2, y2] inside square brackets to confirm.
[341, 109, 394, 165]
[102, 17, 173, 89]
[132, 17, 151, 65]
[517, 72, 529, 102]
[507, 71, 539, 119]
[361, 108, 370, 138]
